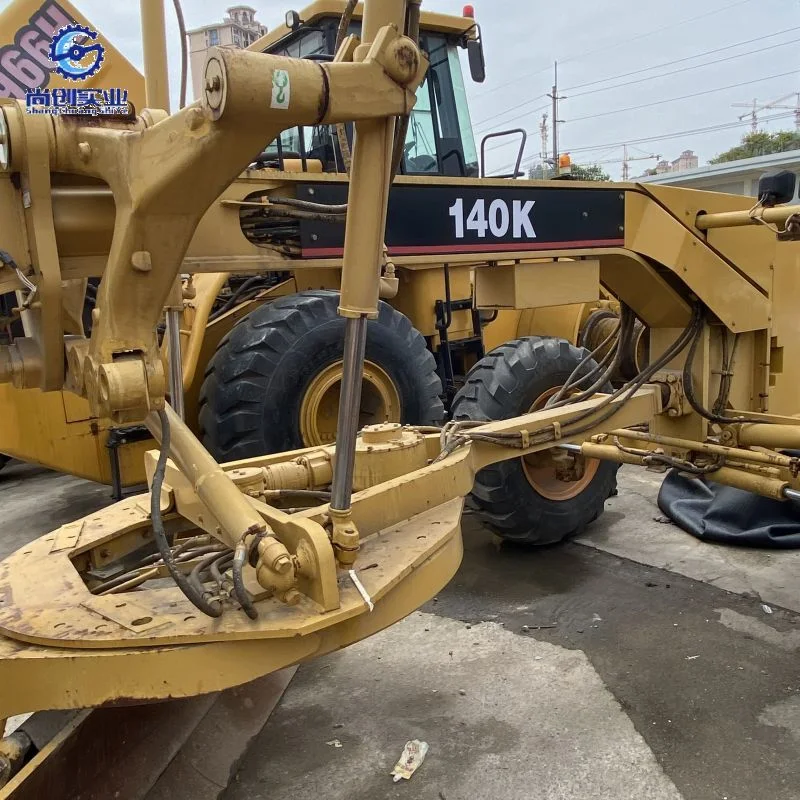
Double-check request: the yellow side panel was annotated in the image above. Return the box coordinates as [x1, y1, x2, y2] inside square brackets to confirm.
[482, 310, 520, 353]
[0, 0, 145, 110]
[0, 384, 150, 486]
[61, 388, 91, 422]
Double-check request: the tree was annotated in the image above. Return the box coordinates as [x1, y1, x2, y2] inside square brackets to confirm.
[710, 130, 800, 164]
[527, 162, 610, 181]
[569, 163, 611, 181]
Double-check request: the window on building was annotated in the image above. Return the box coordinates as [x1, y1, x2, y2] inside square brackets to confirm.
[233, 30, 241, 46]
[207, 28, 219, 46]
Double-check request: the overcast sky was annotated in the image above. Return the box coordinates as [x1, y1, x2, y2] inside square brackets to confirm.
[5, 0, 797, 178]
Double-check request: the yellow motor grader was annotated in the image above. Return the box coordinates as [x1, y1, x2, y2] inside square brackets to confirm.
[0, 0, 799, 785]
[0, 0, 642, 554]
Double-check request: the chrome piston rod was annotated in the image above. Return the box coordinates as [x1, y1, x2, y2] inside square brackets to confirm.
[330, 316, 368, 511]
[165, 308, 185, 420]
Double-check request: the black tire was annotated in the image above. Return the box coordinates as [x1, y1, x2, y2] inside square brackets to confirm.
[199, 290, 444, 461]
[451, 336, 619, 546]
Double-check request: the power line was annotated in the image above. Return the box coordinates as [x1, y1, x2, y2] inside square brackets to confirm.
[567, 37, 800, 100]
[472, 28, 798, 136]
[563, 26, 799, 93]
[564, 112, 795, 154]
[473, 103, 550, 136]
[565, 69, 798, 124]
[558, 0, 758, 67]
[480, 71, 797, 161]
[471, 0, 758, 100]
[472, 97, 548, 130]
[484, 105, 798, 165]
[489, 111, 796, 176]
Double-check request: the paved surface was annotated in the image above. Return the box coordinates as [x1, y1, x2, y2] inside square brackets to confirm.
[579, 469, 800, 614]
[1, 462, 799, 799]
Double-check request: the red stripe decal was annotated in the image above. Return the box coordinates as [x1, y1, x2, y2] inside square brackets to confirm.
[301, 239, 625, 258]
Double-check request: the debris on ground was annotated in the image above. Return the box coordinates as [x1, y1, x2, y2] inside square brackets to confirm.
[686, 655, 700, 661]
[458, 689, 467, 696]
[762, 604, 773, 615]
[326, 739, 343, 748]
[391, 739, 429, 782]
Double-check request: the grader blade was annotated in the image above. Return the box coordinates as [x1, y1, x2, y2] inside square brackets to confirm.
[0, 497, 463, 718]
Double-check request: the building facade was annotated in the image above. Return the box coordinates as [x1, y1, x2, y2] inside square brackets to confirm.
[638, 148, 800, 197]
[670, 149, 698, 172]
[653, 150, 698, 175]
[188, 6, 267, 100]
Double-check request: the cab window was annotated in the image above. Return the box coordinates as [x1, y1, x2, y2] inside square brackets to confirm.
[258, 20, 478, 177]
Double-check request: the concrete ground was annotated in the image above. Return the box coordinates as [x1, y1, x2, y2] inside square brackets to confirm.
[1, 462, 799, 799]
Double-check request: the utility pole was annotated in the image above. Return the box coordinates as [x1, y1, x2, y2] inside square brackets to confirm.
[622, 144, 628, 181]
[548, 62, 565, 175]
[539, 112, 549, 177]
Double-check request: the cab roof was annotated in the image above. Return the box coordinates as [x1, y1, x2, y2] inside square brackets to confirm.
[251, 1, 476, 52]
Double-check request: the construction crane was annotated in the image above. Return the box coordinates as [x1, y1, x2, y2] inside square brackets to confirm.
[575, 145, 660, 180]
[733, 93, 800, 133]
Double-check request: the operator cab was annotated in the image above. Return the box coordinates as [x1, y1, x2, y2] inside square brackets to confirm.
[252, 3, 482, 177]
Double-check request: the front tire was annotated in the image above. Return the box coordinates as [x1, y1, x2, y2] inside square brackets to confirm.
[199, 290, 444, 461]
[451, 336, 619, 546]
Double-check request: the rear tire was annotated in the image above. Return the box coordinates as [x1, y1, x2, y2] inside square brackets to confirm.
[199, 290, 444, 461]
[451, 336, 619, 546]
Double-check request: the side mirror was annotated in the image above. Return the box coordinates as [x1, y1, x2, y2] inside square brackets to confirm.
[467, 27, 485, 84]
[758, 170, 796, 207]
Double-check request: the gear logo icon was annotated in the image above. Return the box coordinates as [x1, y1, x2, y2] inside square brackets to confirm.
[48, 24, 105, 82]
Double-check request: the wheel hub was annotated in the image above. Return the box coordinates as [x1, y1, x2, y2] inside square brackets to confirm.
[299, 360, 401, 446]
[521, 386, 600, 500]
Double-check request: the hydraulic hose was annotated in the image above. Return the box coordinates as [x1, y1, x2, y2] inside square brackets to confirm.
[150, 408, 223, 617]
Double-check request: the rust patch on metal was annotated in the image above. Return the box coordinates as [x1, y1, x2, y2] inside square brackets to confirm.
[394, 44, 418, 72]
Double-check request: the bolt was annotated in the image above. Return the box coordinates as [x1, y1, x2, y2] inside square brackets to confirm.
[666, 374, 677, 383]
[131, 251, 152, 272]
[283, 588, 302, 606]
[205, 75, 221, 92]
[311, 233, 318, 241]
[186, 107, 204, 131]
[273, 554, 293, 573]
[308, 187, 315, 195]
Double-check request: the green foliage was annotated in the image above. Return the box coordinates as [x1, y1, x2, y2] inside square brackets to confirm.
[569, 163, 611, 181]
[527, 162, 611, 181]
[710, 130, 800, 164]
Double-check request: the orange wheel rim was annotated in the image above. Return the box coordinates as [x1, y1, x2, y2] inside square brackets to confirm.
[521, 386, 600, 501]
